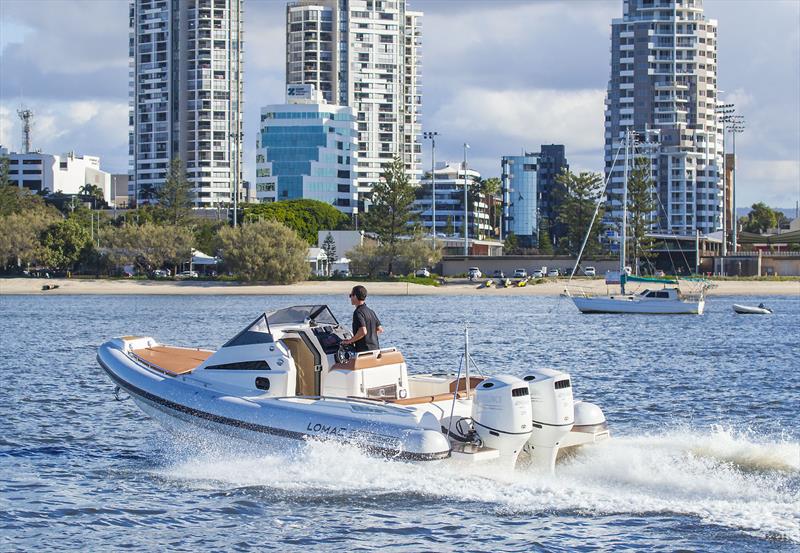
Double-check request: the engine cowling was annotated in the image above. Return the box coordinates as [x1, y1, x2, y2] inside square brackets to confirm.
[471, 375, 532, 465]
[521, 369, 575, 472]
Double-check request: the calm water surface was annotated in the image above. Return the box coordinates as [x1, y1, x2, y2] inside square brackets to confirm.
[1, 293, 799, 551]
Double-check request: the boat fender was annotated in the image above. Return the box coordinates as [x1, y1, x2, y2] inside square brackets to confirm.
[573, 400, 606, 427]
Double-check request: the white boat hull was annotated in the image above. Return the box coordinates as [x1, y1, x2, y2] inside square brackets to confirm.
[572, 295, 704, 314]
[732, 304, 771, 314]
[98, 342, 452, 461]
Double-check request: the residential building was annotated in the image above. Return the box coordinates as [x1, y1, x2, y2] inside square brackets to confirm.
[414, 162, 491, 240]
[285, 0, 422, 211]
[1, 146, 111, 203]
[256, 85, 357, 213]
[501, 145, 569, 248]
[604, 0, 722, 236]
[537, 144, 569, 243]
[128, 0, 244, 208]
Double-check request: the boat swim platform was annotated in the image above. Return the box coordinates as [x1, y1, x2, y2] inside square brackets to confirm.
[131, 345, 213, 376]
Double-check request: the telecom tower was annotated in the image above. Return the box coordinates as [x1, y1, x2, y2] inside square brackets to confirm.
[17, 108, 34, 154]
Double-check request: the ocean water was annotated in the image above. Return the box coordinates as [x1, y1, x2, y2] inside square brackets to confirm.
[1, 293, 798, 551]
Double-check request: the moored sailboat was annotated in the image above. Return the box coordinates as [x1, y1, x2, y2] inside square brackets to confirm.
[564, 130, 710, 314]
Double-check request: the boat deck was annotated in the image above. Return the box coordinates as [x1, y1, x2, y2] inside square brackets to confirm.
[131, 345, 213, 375]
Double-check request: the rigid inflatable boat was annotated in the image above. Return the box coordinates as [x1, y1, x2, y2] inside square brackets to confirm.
[733, 303, 772, 314]
[97, 305, 609, 470]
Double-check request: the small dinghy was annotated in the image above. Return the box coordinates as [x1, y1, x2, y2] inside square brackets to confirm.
[733, 303, 772, 314]
[98, 305, 609, 471]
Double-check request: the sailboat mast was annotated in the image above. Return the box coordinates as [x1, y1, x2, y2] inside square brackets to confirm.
[620, 130, 629, 294]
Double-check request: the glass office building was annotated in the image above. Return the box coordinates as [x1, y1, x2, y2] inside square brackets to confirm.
[501, 154, 539, 247]
[256, 88, 357, 213]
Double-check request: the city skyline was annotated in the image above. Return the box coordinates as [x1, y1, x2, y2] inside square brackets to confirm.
[0, 0, 798, 209]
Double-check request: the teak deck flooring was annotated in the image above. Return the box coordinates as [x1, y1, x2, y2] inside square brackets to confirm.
[131, 346, 213, 375]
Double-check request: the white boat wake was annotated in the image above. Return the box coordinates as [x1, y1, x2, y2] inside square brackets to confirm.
[154, 425, 799, 543]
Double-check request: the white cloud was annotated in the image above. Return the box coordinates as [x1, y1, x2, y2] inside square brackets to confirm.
[0, 99, 128, 171]
[738, 160, 800, 209]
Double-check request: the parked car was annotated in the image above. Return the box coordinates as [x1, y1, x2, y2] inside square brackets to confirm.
[513, 268, 528, 278]
[532, 270, 544, 279]
[152, 269, 170, 278]
[654, 269, 666, 277]
[547, 269, 559, 278]
[583, 266, 596, 277]
[415, 268, 431, 278]
[468, 267, 482, 281]
[492, 270, 505, 279]
[177, 270, 199, 279]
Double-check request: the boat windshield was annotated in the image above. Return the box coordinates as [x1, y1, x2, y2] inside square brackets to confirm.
[266, 305, 339, 327]
[223, 313, 273, 348]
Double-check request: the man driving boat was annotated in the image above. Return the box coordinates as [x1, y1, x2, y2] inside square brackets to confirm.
[341, 285, 384, 352]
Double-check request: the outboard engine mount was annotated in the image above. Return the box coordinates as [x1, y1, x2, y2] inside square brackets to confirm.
[470, 375, 533, 466]
[522, 368, 575, 472]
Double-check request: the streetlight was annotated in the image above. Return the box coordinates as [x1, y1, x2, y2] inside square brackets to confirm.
[463, 143, 470, 256]
[423, 131, 438, 241]
[230, 130, 243, 227]
[716, 102, 735, 256]
[727, 115, 745, 252]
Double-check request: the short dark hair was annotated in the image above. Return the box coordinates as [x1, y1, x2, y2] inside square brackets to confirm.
[351, 285, 367, 301]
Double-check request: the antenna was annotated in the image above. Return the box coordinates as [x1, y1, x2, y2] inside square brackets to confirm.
[17, 107, 34, 153]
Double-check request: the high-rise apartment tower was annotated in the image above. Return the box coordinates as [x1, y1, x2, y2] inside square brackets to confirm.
[605, 0, 722, 235]
[285, 0, 422, 212]
[128, 0, 243, 207]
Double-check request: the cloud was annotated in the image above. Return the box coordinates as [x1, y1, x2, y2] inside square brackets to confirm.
[738, 160, 800, 209]
[0, 99, 128, 171]
[0, 0, 797, 207]
[428, 87, 605, 177]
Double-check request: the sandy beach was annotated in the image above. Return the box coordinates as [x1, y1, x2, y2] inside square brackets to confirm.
[1, 277, 798, 297]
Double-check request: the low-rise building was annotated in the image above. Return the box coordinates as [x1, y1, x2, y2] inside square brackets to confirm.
[414, 161, 491, 240]
[256, 85, 358, 215]
[1, 146, 111, 203]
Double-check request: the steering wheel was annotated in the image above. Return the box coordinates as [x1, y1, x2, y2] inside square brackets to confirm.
[335, 344, 356, 364]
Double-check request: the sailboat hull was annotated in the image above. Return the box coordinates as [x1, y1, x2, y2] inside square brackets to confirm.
[572, 295, 704, 315]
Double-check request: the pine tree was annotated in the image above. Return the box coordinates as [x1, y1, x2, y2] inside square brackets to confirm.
[538, 217, 554, 255]
[554, 169, 605, 257]
[158, 157, 193, 226]
[322, 232, 337, 264]
[626, 157, 657, 274]
[363, 156, 418, 275]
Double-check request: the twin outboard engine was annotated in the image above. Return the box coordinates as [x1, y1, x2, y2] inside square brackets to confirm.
[470, 375, 533, 466]
[522, 368, 575, 472]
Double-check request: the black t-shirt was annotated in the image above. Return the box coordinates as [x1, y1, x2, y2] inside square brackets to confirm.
[352, 304, 381, 352]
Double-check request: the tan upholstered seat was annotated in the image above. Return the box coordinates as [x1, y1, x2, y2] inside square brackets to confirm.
[131, 346, 213, 375]
[331, 349, 405, 371]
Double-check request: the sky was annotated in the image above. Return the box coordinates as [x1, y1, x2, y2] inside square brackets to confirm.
[0, 0, 798, 210]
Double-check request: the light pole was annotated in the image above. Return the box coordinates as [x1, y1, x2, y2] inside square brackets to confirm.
[230, 130, 242, 227]
[716, 103, 735, 256]
[423, 131, 438, 241]
[463, 143, 470, 257]
[727, 116, 745, 252]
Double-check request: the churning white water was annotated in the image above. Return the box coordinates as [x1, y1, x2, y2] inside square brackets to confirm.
[159, 425, 800, 543]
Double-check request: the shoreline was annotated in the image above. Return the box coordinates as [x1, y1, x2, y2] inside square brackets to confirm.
[1, 278, 798, 297]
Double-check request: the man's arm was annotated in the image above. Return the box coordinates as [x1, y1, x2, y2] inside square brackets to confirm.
[342, 326, 367, 345]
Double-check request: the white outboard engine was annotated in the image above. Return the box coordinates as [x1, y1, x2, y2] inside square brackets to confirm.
[522, 368, 575, 472]
[470, 375, 533, 466]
